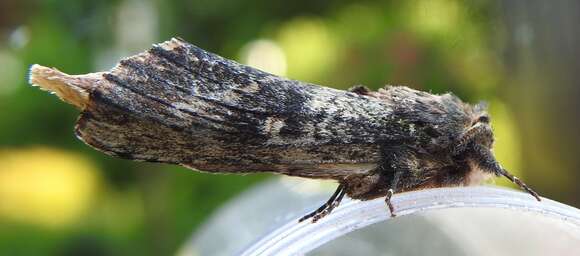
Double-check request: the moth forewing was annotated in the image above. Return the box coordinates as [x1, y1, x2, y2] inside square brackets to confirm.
[67, 38, 401, 180]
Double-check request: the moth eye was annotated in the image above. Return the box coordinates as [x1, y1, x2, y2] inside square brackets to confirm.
[478, 115, 490, 124]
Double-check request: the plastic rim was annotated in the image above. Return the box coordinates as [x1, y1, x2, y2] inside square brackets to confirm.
[240, 186, 580, 256]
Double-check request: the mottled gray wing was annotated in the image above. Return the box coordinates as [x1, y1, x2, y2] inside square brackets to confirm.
[75, 38, 397, 179]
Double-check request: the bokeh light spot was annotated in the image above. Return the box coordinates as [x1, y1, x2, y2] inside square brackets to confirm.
[0, 49, 24, 96]
[276, 18, 339, 82]
[408, 0, 461, 37]
[0, 147, 101, 228]
[240, 39, 287, 76]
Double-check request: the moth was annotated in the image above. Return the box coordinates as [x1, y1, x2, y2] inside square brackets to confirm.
[29, 38, 541, 223]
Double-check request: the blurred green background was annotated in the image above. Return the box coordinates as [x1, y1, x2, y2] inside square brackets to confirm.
[1, 0, 579, 255]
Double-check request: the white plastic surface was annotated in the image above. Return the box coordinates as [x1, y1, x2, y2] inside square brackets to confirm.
[240, 186, 580, 256]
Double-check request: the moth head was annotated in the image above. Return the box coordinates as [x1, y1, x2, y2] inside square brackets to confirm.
[468, 101, 494, 149]
[448, 101, 496, 167]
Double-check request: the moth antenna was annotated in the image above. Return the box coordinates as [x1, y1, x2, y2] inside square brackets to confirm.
[472, 144, 541, 201]
[453, 123, 493, 156]
[498, 168, 542, 201]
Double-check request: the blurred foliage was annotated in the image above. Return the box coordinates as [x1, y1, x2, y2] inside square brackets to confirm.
[0, 0, 578, 255]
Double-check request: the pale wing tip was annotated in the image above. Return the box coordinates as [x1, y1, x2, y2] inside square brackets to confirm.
[28, 64, 90, 109]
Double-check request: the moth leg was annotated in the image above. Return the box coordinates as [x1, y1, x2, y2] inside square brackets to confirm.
[473, 144, 541, 201]
[385, 170, 403, 217]
[385, 189, 395, 217]
[298, 184, 346, 223]
[312, 187, 346, 223]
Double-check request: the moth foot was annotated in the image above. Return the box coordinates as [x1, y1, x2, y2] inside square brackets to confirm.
[385, 188, 397, 218]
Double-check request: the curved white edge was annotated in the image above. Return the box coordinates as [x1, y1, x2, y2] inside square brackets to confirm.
[240, 186, 580, 256]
